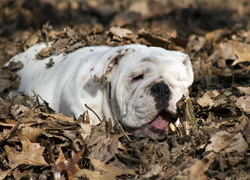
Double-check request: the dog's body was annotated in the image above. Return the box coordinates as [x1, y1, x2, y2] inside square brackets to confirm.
[9, 43, 193, 138]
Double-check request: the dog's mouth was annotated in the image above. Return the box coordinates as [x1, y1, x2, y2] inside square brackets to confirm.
[131, 110, 177, 140]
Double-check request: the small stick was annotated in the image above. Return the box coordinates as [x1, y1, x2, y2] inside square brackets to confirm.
[84, 104, 102, 123]
[108, 83, 132, 142]
[185, 97, 198, 134]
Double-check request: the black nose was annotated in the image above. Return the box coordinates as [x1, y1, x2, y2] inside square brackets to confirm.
[151, 83, 171, 110]
[151, 82, 171, 98]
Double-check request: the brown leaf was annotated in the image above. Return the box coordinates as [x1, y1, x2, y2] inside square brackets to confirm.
[16, 126, 44, 142]
[237, 87, 250, 95]
[0, 67, 20, 97]
[140, 30, 187, 51]
[75, 157, 135, 180]
[77, 122, 92, 140]
[205, 131, 248, 153]
[109, 26, 135, 39]
[189, 153, 216, 180]
[233, 47, 250, 66]
[10, 104, 30, 119]
[187, 35, 206, 52]
[226, 40, 250, 66]
[235, 96, 250, 113]
[23, 32, 40, 50]
[52, 148, 84, 180]
[36, 46, 52, 59]
[51, 38, 70, 54]
[41, 112, 75, 123]
[86, 120, 119, 163]
[197, 90, 220, 108]
[205, 29, 232, 43]
[4, 134, 48, 168]
[219, 42, 236, 60]
[0, 169, 11, 180]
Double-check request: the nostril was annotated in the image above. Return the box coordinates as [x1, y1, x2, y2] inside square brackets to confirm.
[151, 83, 170, 97]
[151, 83, 172, 110]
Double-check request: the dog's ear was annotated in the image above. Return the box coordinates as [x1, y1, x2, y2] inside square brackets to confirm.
[90, 48, 134, 84]
[180, 54, 194, 87]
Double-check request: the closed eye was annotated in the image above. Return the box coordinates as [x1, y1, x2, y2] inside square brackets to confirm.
[132, 74, 144, 82]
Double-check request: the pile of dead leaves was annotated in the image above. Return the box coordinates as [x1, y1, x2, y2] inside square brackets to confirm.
[0, 0, 250, 179]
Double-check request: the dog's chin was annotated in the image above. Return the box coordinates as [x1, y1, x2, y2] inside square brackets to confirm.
[129, 110, 177, 141]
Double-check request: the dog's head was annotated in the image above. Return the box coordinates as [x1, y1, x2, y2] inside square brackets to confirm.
[90, 45, 193, 139]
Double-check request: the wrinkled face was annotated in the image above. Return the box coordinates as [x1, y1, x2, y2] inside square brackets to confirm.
[111, 49, 193, 140]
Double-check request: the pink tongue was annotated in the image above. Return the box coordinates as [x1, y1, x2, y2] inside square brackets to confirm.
[150, 111, 171, 129]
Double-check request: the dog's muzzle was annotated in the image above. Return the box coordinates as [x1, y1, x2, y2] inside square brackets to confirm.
[150, 82, 172, 110]
[129, 82, 176, 140]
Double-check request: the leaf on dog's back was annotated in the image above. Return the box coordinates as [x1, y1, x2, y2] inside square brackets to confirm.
[23, 32, 40, 50]
[36, 46, 51, 59]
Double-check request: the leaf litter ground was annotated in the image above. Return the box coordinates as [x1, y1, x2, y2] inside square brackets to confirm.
[0, 0, 250, 179]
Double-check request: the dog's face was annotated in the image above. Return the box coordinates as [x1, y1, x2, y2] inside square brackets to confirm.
[90, 45, 193, 139]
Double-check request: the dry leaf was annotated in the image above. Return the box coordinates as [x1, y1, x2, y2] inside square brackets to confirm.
[0, 169, 11, 180]
[235, 96, 250, 113]
[75, 157, 135, 180]
[36, 46, 51, 59]
[197, 90, 220, 108]
[140, 30, 187, 51]
[23, 33, 40, 50]
[52, 148, 84, 180]
[226, 40, 250, 66]
[219, 42, 237, 60]
[4, 136, 48, 169]
[188, 35, 206, 52]
[78, 122, 92, 140]
[86, 120, 120, 163]
[188, 153, 216, 180]
[109, 26, 135, 39]
[233, 47, 250, 66]
[16, 126, 44, 142]
[75, 169, 104, 180]
[205, 29, 232, 43]
[205, 131, 248, 153]
[41, 112, 75, 123]
[10, 104, 30, 119]
[237, 86, 250, 95]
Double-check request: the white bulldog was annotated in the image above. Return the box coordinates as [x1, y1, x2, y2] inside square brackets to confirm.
[9, 43, 193, 139]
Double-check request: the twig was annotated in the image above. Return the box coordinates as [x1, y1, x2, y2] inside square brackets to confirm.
[185, 97, 198, 134]
[108, 83, 132, 142]
[32, 90, 55, 113]
[84, 104, 102, 123]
